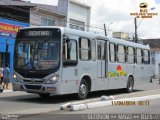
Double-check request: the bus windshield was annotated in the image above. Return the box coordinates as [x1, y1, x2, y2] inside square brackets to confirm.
[14, 29, 61, 71]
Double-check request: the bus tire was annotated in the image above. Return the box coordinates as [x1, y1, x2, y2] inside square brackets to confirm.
[38, 93, 50, 98]
[126, 76, 134, 93]
[150, 76, 153, 83]
[77, 79, 88, 100]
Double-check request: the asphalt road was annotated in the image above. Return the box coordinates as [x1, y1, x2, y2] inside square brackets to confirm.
[0, 81, 160, 120]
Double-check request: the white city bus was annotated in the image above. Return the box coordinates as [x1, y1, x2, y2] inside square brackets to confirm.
[13, 27, 152, 99]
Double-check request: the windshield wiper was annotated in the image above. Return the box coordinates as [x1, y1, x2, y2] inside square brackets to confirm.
[36, 39, 49, 49]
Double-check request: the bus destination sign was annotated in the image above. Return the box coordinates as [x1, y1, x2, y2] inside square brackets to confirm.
[28, 31, 50, 37]
[23, 30, 52, 37]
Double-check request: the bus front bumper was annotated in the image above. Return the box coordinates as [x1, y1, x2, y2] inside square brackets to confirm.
[12, 83, 59, 94]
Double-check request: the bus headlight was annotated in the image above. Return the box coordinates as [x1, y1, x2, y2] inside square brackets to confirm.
[13, 74, 23, 83]
[45, 74, 59, 84]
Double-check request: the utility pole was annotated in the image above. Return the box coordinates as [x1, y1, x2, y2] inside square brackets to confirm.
[134, 17, 138, 43]
[104, 24, 107, 36]
[5, 37, 9, 65]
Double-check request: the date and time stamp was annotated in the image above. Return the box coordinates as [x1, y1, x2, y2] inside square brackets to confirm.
[111, 100, 150, 106]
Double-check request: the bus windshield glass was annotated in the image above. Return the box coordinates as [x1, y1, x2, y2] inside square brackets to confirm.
[15, 28, 61, 71]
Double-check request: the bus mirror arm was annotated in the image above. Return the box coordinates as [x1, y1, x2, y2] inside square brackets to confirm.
[63, 35, 70, 43]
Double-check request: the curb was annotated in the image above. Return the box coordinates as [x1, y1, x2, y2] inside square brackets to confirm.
[3, 90, 13, 93]
[61, 94, 160, 111]
[0, 89, 13, 93]
[61, 96, 115, 111]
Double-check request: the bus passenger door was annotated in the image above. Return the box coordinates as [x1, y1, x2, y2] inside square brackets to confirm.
[134, 48, 144, 84]
[143, 50, 151, 82]
[97, 41, 106, 78]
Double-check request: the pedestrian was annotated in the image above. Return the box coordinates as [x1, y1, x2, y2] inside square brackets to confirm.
[0, 65, 3, 85]
[3, 64, 10, 89]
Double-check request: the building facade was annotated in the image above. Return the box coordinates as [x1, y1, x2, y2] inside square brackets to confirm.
[30, 0, 91, 31]
[143, 39, 160, 77]
[0, 0, 32, 79]
[68, 0, 91, 31]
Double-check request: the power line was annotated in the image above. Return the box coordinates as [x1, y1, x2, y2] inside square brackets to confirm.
[0, 0, 137, 37]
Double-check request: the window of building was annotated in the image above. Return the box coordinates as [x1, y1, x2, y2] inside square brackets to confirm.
[41, 17, 55, 26]
[69, 19, 85, 31]
[79, 38, 91, 60]
[109, 43, 116, 62]
[117, 45, 125, 63]
[128, 47, 135, 64]
[137, 48, 142, 64]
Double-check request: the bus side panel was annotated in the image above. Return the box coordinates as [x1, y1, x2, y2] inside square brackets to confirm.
[134, 64, 144, 86]
[126, 64, 135, 80]
[108, 62, 127, 89]
[143, 64, 152, 82]
[78, 61, 97, 92]
[61, 67, 79, 94]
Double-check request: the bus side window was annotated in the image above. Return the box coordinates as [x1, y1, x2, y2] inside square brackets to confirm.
[137, 48, 142, 64]
[117, 44, 125, 63]
[109, 43, 116, 62]
[91, 39, 96, 61]
[79, 37, 91, 60]
[128, 47, 135, 64]
[125, 46, 128, 62]
[133, 48, 136, 63]
[143, 50, 150, 64]
[63, 39, 78, 66]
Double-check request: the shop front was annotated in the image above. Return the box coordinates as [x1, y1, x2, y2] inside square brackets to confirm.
[0, 18, 29, 81]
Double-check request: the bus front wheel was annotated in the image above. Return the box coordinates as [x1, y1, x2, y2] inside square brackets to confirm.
[77, 79, 88, 100]
[126, 76, 134, 93]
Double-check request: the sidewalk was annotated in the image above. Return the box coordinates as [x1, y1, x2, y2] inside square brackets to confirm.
[8, 83, 13, 90]
[0, 83, 12, 90]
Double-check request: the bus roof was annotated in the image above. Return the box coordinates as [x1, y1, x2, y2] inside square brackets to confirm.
[63, 27, 150, 50]
[19, 26, 150, 50]
[107, 37, 150, 50]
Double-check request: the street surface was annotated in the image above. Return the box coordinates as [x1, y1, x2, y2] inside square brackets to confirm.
[0, 80, 160, 120]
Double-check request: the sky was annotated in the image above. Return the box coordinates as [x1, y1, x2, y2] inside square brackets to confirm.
[27, 0, 160, 39]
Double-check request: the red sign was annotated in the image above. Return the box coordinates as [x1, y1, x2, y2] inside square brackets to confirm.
[0, 23, 21, 34]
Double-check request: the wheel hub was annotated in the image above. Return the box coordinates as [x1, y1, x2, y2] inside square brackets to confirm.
[80, 84, 86, 96]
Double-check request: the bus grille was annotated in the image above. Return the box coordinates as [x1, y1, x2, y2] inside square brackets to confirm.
[19, 72, 48, 78]
[23, 79, 44, 84]
[25, 85, 42, 90]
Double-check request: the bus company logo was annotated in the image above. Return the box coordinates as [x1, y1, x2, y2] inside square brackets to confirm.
[130, 2, 158, 19]
[108, 65, 127, 77]
[139, 2, 148, 9]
